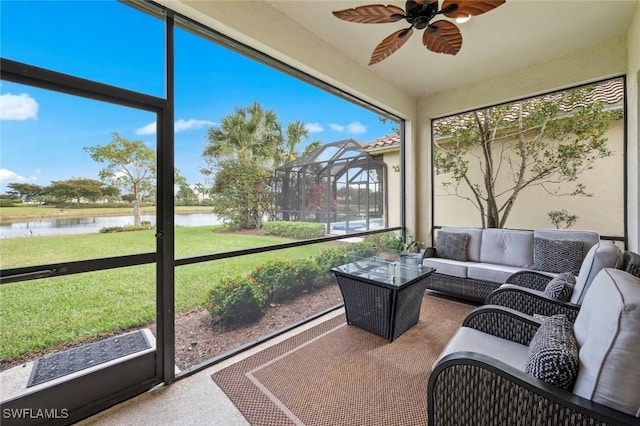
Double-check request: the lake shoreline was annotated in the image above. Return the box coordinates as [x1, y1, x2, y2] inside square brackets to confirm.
[0, 206, 213, 223]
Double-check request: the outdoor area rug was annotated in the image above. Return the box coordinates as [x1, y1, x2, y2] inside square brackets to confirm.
[211, 293, 475, 426]
[28, 329, 151, 387]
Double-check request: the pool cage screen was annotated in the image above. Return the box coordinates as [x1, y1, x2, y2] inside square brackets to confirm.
[274, 139, 387, 234]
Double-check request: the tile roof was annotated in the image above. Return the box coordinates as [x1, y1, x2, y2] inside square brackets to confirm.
[364, 78, 623, 151]
[436, 78, 624, 129]
[364, 133, 399, 150]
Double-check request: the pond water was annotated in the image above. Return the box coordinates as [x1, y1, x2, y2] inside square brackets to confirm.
[0, 213, 223, 238]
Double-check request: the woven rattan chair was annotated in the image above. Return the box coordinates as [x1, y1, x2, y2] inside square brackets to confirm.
[622, 250, 640, 278]
[428, 268, 640, 426]
[485, 242, 623, 322]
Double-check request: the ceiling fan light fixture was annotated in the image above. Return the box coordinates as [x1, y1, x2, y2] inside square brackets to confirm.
[332, 0, 505, 65]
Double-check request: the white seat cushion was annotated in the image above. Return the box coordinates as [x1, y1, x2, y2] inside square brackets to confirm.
[422, 258, 469, 278]
[466, 263, 527, 283]
[435, 326, 530, 371]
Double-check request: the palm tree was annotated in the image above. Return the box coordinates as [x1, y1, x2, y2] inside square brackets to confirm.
[204, 101, 283, 164]
[203, 101, 301, 229]
[275, 120, 310, 167]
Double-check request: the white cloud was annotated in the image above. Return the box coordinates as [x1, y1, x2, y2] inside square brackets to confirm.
[0, 93, 38, 120]
[305, 122, 324, 133]
[347, 121, 367, 134]
[0, 168, 30, 183]
[329, 121, 367, 135]
[175, 118, 216, 132]
[136, 122, 157, 135]
[136, 118, 216, 135]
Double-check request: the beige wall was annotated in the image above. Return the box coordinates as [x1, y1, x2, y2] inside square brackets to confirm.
[433, 120, 625, 237]
[380, 150, 401, 227]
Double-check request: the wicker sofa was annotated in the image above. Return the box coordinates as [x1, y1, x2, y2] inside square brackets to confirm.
[427, 268, 640, 425]
[422, 227, 617, 303]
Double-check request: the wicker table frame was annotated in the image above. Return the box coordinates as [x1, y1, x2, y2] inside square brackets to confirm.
[332, 261, 435, 342]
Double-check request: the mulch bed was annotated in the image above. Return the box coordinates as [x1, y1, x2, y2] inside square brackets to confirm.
[0, 285, 344, 372]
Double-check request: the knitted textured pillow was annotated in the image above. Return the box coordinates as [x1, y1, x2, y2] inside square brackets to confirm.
[543, 272, 576, 302]
[526, 314, 579, 390]
[532, 237, 583, 273]
[435, 231, 469, 261]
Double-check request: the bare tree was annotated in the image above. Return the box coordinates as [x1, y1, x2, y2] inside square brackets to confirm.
[433, 83, 621, 228]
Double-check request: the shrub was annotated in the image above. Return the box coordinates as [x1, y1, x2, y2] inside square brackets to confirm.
[99, 223, 153, 233]
[365, 233, 402, 251]
[123, 223, 153, 231]
[292, 258, 325, 290]
[207, 276, 267, 328]
[207, 240, 378, 327]
[0, 199, 15, 207]
[99, 226, 126, 233]
[251, 259, 300, 302]
[548, 209, 578, 229]
[262, 221, 326, 239]
[313, 247, 350, 281]
[349, 241, 378, 259]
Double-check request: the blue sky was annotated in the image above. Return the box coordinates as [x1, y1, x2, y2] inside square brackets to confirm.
[0, 1, 396, 192]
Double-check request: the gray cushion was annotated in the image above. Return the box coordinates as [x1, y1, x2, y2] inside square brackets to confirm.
[439, 227, 483, 262]
[571, 242, 623, 304]
[525, 314, 579, 390]
[543, 272, 576, 302]
[436, 231, 469, 261]
[479, 229, 534, 268]
[436, 326, 529, 371]
[532, 237, 583, 273]
[573, 268, 640, 416]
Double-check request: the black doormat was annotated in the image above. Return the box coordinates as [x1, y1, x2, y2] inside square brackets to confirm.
[27, 330, 151, 388]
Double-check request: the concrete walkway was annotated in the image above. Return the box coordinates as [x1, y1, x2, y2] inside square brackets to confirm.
[74, 309, 344, 425]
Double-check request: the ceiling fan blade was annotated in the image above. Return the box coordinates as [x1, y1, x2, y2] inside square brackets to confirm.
[332, 4, 406, 23]
[369, 28, 414, 65]
[423, 20, 462, 55]
[440, 0, 506, 18]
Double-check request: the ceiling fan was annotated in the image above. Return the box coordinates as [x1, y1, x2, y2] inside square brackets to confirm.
[332, 0, 506, 65]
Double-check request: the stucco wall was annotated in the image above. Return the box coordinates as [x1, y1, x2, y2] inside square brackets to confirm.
[433, 120, 625, 237]
[380, 150, 401, 227]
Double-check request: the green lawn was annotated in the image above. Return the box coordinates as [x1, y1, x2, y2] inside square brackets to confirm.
[0, 226, 332, 361]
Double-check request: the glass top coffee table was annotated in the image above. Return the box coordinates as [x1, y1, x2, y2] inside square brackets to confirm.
[331, 254, 435, 342]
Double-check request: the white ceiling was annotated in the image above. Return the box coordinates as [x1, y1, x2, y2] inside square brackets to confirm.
[267, 1, 638, 96]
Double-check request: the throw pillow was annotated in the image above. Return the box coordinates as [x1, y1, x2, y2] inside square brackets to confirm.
[532, 237, 584, 273]
[525, 314, 579, 391]
[543, 272, 576, 302]
[435, 231, 469, 261]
